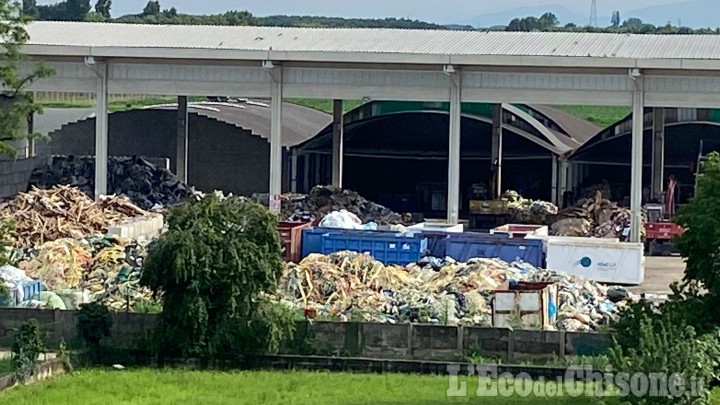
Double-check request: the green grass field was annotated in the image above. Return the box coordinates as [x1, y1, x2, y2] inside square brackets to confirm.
[554, 105, 631, 128]
[0, 369, 619, 404]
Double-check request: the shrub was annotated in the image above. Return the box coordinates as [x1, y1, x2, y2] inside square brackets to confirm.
[141, 193, 292, 361]
[11, 319, 46, 383]
[609, 312, 720, 404]
[77, 302, 113, 363]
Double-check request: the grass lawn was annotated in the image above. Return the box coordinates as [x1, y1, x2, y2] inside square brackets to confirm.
[0, 369, 622, 404]
[554, 105, 631, 128]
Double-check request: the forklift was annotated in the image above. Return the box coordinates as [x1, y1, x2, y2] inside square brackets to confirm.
[643, 141, 708, 256]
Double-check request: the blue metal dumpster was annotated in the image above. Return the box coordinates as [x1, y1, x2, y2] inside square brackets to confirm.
[301, 228, 427, 265]
[445, 233, 545, 267]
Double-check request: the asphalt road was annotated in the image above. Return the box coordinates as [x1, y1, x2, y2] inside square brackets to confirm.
[628, 255, 686, 295]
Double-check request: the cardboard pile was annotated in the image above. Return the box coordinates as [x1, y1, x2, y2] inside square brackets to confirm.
[553, 190, 643, 238]
[0, 185, 149, 248]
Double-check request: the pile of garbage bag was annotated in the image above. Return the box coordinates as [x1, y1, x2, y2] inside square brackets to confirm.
[12, 235, 156, 311]
[502, 190, 559, 225]
[278, 251, 630, 331]
[254, 185, 412, 226]
[29, 155, 195, 210]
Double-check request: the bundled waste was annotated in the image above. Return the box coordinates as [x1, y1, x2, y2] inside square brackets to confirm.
[28, 155, 194, 210]
[0, 265, 36, 303]
[279, 251, 628, 331]
[254, 185, 412, 225]
[13, 235, 156, 311]
[553, 190, 644, 238]
[501, 190, 559, 225]
[0, 185, 149, 248]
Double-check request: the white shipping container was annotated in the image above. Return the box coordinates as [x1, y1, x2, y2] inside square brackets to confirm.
[545, 239, 645, 285]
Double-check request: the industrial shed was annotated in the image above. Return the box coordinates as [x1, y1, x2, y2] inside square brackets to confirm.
[36, 101, 331, 196]
[570, 108, 720, 202]
[294, 101, 597, 217]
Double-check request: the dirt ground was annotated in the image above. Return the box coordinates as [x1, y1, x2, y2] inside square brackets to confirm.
[628, 255, 686, 295]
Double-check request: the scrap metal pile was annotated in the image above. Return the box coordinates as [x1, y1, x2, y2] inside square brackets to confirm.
[552, 190, 643, 238]
[13, 235, 155, 311]
[501, 190, 559, 225]
[0, 185, 149, 248]
[255, 185, 412, 225]
[279, 251, 627, 331]
[28, 156, 194, 210]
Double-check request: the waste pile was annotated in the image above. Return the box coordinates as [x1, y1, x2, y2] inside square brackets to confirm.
[502, 190, 559, 225]
[0, 185, 149, 248]
[254, 185, 412, 225]
[0, 265, 36, 304]
[28, 156, 194, 210]
[553, 190, 643, 238]
[14, 235, 155, 311]
[279, 251, 628, 331]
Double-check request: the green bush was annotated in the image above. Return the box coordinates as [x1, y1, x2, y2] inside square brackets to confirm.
[609, 312, 720, 404]
[11, 319, 46, 383]
[77, 302, 112, 363]
[141, 194, 292, 361]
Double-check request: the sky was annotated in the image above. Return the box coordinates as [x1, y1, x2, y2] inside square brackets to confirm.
[37, 0, 687, 24]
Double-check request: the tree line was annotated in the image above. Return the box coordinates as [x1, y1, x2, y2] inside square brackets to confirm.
[20, 1, 720, 34]
[22, 0, 443, 29]
[505, 12, 718, 34]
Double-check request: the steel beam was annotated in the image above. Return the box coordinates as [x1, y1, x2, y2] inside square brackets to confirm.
[491, 103, 503, 198]
[176, 95, 189, 183]
[94, 62, 108, 199]
[630, 78, 645, 243]
[558, 158, 569, 207]
[447, 71, 462, 224]
[268, 65, 283, 214]
[291, 149, 298, 193]
[331, 99, 344, 187]
[651, 107, 665, 200]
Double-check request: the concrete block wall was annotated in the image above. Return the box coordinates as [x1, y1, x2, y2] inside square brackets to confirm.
[0, 309, 611, 362]
[107, 214, 164, 240]
[0, 156, 46, 198]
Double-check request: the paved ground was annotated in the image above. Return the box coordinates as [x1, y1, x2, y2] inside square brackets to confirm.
[628, 255, 686, 295]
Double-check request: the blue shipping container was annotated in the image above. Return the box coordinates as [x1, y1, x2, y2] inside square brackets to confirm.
[445, 233, 545, 267]
[301, 228, 427, 265]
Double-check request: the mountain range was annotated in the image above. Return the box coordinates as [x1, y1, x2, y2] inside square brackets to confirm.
[36, 0, 720, 29]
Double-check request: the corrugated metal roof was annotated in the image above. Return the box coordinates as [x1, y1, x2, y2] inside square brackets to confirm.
[22, 21, 720, 60]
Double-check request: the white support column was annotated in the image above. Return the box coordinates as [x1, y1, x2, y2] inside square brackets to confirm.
[267, 63, 283, 214]
[94, 62, 108, 199]
[447, 68, 462, 225]
[176, 95, 189, 183]
[491, 103, 503, 199]
[290, 149, 298, 193]
[331, 99, 344, 188]
[551, 156, 558, 205]
[630, 76, 645, 243]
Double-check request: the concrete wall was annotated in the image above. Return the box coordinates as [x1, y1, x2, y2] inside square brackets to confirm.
[36, 110, 288, 196]
[0, 309, 610, 361]
[0, 156, 45, 198]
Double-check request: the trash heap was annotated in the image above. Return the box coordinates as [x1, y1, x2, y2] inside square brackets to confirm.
[279, 251, 628, 331]
[552, 190, 643, 238]
[0, 185, 150, 248]
[14, 235, 155, 311]
[501, 190, 559, 225]
[254, 185, 412, 225]
[28, 156, 194, 210]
